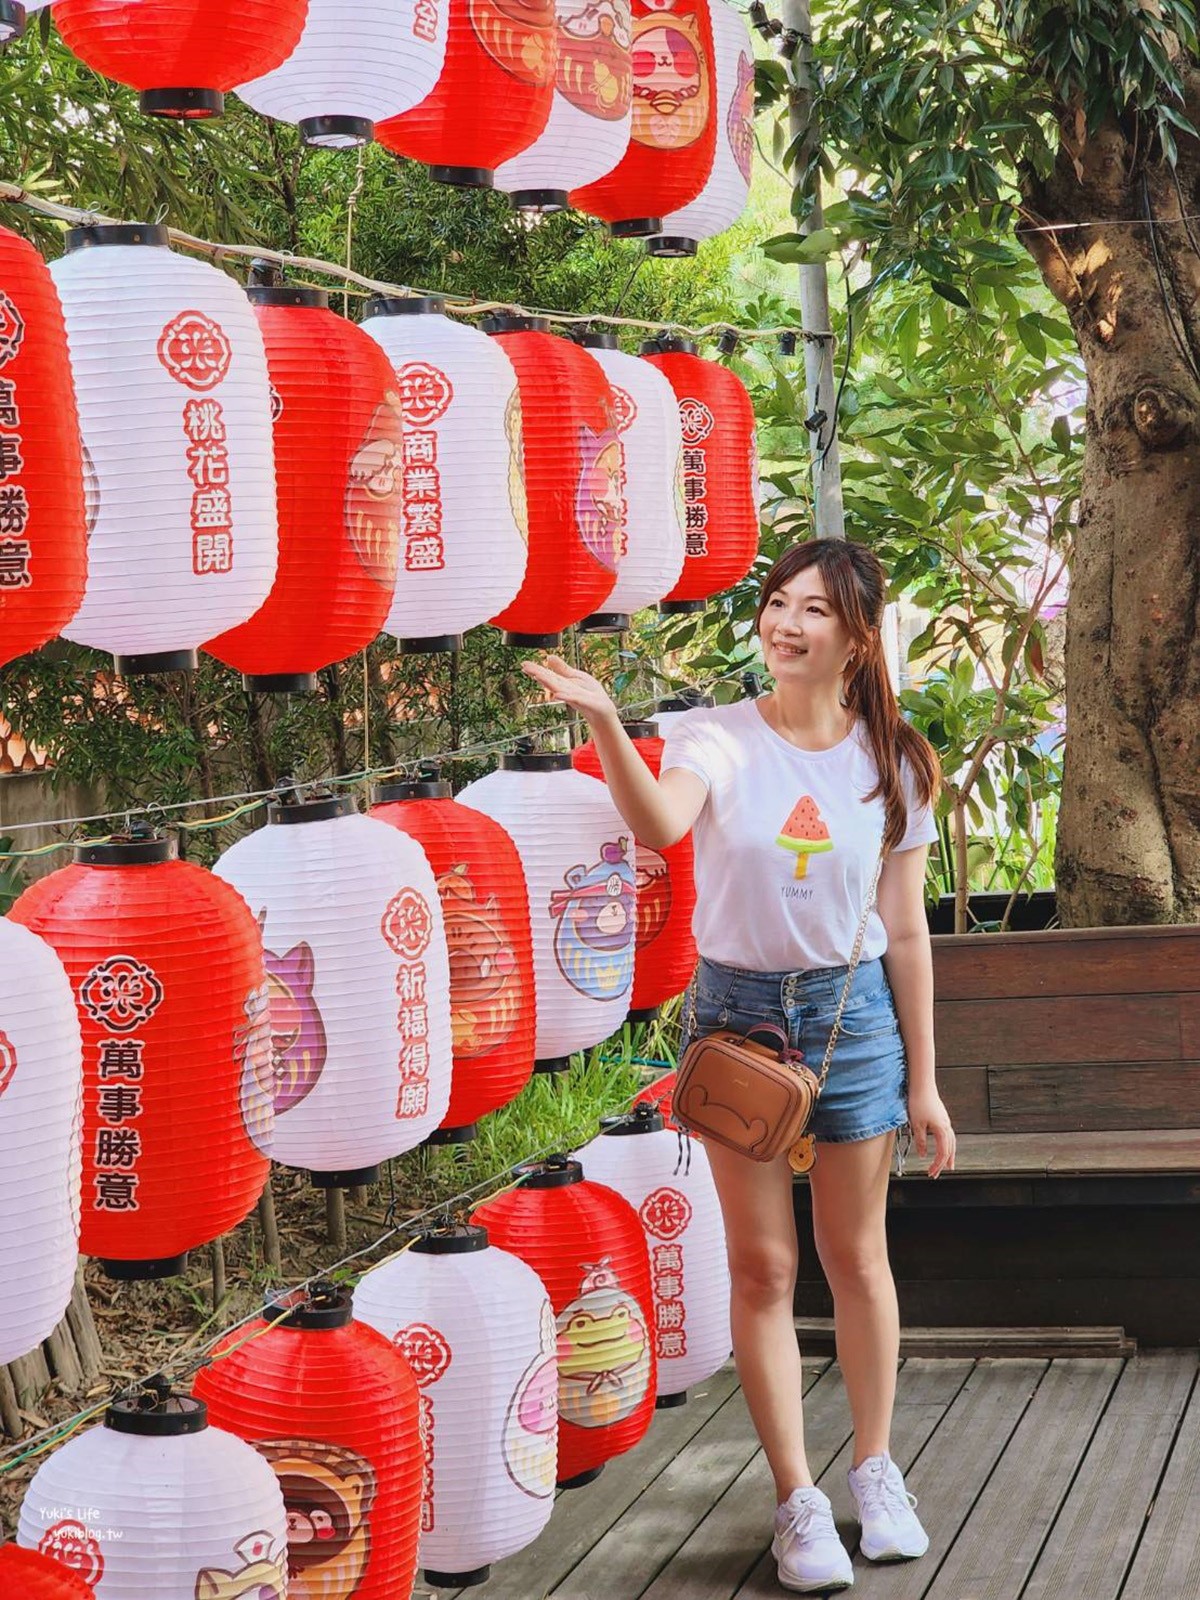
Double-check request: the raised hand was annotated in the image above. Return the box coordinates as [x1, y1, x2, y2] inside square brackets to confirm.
[520, 654, 620, 728]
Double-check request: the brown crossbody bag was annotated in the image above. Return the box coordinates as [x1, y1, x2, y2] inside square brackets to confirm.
[673, 850, 884, 1169]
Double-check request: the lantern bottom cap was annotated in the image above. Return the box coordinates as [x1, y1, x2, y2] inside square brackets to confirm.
[242, 671, 319, 694]
[424, 1565, 491, 1589]
[578, 611, 631, 635]
[560, 1464, 605, 1490]
[301, 114, 374, 148]
[610, 216, 664, 239]
[508, 188, 569, 213]
[0, 0, 24, 41]
[310, 1164, 381, 1189]
[534, 1055, 573, 1075]
[430, 164, 495, 189]
[98, 1251, 189, 1281]
[627, 1005, 661, 1024]
[503, 630, 563, 649]
[139, 87, 223, 119]
[114, 647, 199, 676]
[659, 599, 707, 616]
[426, 1123, 478, 1146]
[646, 235, 699, 259]
[399, 633, 463, 655]
[656, 1389, 688, 1409]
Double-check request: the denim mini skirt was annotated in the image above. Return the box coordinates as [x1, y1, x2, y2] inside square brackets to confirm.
[680, 954, 909, 1145]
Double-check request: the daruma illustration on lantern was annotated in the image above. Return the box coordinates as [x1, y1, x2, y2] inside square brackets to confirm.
[370, 776, 535, 1141]
[473, 1155, 655, 1487]
[360, 296, 529, 653]
[205, 285, 402, 692]
[236, 0, 449, 148]
[0, 1545, 97, 1599]
[213, 796, 452, 1184]
[17, 1387, 289, 1599]
[0, 919, 82, 1367]
[9, 833, 271, 1279]
[53, 0, 309, 119]
[576, 1105, 730, 1405]
[50, 225, 278, 675]
[641, 337, 758, 613]
[195, 1284, 423, 1600]
[353, 1224, 558, 1586]
[457, 752, 636, 1071]
[0, 226, 87, 670]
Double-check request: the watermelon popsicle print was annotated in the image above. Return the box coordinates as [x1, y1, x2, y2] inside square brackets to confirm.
[777, 795, 833, 879]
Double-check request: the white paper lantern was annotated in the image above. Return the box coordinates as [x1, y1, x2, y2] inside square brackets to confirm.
[18, 1391, 289, 1599]
[573, 334, 685, 631]
[354, 1224, 559, 1586]
[50, 224, 277, 674]
[237, 0, 449, 148]
[457, 754, 636, 1070]
[494, 0, 633, 211]
[575, 1106, 730, 1402]
[647, 0, 754, 257]
[213, 796, 452, 1183]
[0, 919, 82, 1367]
[360, 296, 529, 652]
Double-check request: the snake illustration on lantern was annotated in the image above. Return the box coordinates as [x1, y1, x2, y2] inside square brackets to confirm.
[9, 834, 272, 1279]
[204, 285, 402, 692]
[0, 226, 87, 669]
[360, 297, 529, 652]
[53, 0, 309, 119]
[354, 1224, 558, 1586]
[0, 1546, 97, 1599]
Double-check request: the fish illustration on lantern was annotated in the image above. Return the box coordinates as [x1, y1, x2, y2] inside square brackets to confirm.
[556, 1259, 650, 1426]
[503, 1298, 559, 1497]
[727, 48, 754, 181]
[549, 840, 636, 999]
[470, 0, 558, 84]
[437, 864, 524, 1057]
[629, 0, 710, 151]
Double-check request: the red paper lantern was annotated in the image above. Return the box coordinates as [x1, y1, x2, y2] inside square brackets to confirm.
[642, 337, 757, 612]
[370, 777, 536, 1141]
[473, 1155, 656, 1487]
[573, 718, 696, 1019]
[0, 1545, 96, 1598]
[570, 0, 716, 236]
[485, 318, 624, 646]
[375, 0, 557, 187]
[53, 0, 309, 119]
[9, 834, 271, 1279]
[205, 286, 402, 692]
[195, 1285, 424, 1600]
[0, 225, 87, 669]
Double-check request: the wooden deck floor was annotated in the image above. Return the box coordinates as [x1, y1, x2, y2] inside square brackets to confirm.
[425, 1348, 1200, 1600]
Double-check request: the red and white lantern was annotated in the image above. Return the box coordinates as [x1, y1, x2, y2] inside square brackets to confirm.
[376, 0, 557, 187]
[0, 226, 87, 670]
[370, 778, 535, 1139]
[53, 0, 309, 118]
[473, 1156, 655, 1486]
[484, 318, 624, 646]
[360, 297, 528, 652]
[50, 225, 278, 675]
[18, 1390, 289, 1597]
[576, 1106, 730, 1403]
[647, 0, 754, 256]
[570, 0, 717, 236]
[9, 835, 271, 1279]
[236, 0, 448, 147]
[642, 337, 758, 612]
[457, 753, 635, 1071]
[213, 797, 452, 1184]
[205, 286, 401, 691]
[0, 1546, 96, 1599]
[353, 1225, 558, 1585]
[573, 718, 696, 1019]
[195, 1286, 423, 1600]
[572, 334, 684, 632]
[0, 919, 81, 1366]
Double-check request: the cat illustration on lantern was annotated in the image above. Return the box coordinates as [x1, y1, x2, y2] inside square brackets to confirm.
[556, 1259, 651, 1426]
[629, 0, 711, 151]
[258, 915, 329, 1115]
[437, 865, 524, 1057]
[549, 840, 636, 1000]
[256, 1440, 377, 1600]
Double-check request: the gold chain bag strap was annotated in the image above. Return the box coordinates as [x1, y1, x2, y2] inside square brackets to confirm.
[673, 850, 885, 1166]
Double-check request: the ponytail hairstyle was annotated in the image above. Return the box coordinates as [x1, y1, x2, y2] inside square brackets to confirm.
[753, 540, 941, 854]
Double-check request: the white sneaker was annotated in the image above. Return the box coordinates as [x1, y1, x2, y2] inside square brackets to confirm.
[771, 1485, 854, 1592]
[847, 1452, 929, 1561]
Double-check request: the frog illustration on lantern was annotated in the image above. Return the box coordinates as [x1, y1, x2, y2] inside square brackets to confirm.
[556, 1259, 650, 1427]
[549, 839, 636, 1000]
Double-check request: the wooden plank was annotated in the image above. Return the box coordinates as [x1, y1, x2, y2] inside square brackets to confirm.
[1119, 1358, 1200, 1600]
[920, 1358, 1122, 1600]
[905, 1129, 1200, 1178]
[794, 1319, 1135, 1359]
[931, 926, 1200, 1002]
[884, 1278, 1198, 1350]
[936, 1065, 990, 1133]
[1021, 1351, 1197, 1600]
[988, 1063, 1200, 1132]
[934, 996, 1188, 1069]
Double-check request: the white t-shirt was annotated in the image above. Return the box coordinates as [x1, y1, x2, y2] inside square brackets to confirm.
[661, 699, 938, 972]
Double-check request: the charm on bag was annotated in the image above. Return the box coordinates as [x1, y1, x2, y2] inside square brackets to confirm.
[787, 1134, 816, 1174]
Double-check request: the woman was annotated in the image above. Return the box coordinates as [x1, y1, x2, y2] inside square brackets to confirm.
[524, 539, 956, 1593]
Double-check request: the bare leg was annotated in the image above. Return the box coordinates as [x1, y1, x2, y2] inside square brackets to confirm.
[809, 1132, 898, 1466]
[704, 1139, 811, 1502]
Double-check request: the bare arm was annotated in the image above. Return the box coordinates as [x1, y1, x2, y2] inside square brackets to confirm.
[521, 655, 708, 849]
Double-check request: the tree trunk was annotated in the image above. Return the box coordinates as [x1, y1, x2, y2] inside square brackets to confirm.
[1018, 64, 1200, 926]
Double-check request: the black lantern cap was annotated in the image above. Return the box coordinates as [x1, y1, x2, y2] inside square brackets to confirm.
[400, 633, 463, 654]
[500, 749, 573, 772]
[107, 1379, 207, 1436]
[659, 598, 707, 615]
[514, 1154, 583, 1189]
[75, 831, 175, 867]
[509, 187, 569, 213]
[482, 314, 552, 335]
[264, 1281, 353, 1331]
[573, 331, 619, 350]
[645, 236, 698, 260]
[411, 1223, 490, 1255]
[610, 217, 663, 238]
[267, 793, 357, 825]
[247, 285, 329, 310]
[373, 773, 452, 803]
[646, 335, 698, 356]
[621, 719, 658, 740]
[601, 1104, 664, 1136]
[301, 114, 374, 148]
[577, 611, 630, 635]
[429, 164, 495, 189]
[140, 87, 224, 119]
[65, 222, 171, 254]
[366, 294, 447, 318]
[657, 690, 714, 713]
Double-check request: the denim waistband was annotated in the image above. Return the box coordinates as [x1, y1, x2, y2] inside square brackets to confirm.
[697, 953, 885, 1010]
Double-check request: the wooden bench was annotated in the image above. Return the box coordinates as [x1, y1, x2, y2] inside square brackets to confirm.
[794, 924, 1200, 1345]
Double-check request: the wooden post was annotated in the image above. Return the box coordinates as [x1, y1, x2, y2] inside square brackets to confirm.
[0, 1363, 22, 1439]
[257, 1179, 282, 1273]
[65, 1265, 104, 1382]
[209, 1238, 227, 1312]
[325, 1188, 347, 1254]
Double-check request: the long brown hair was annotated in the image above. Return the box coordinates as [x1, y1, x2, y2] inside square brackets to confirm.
[753, 540, 941, 854]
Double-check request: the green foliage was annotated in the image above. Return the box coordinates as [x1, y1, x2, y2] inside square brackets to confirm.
[0, 837, 26, 914]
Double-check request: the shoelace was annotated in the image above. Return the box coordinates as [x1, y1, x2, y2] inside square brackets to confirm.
[858, 1471, 919, 1522]
[780, 1496, 834, 1544]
